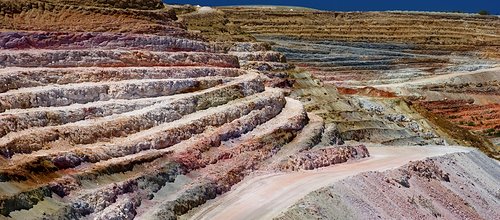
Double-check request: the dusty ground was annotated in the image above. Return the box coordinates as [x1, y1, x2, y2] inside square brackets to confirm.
[187, 145, 471, 220]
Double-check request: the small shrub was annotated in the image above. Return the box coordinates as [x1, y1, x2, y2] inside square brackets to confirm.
[478, 10, 490, 15]
[484, 128, 495, 134]
[494, 130, 500, 137]
[467, 121, 476, 126]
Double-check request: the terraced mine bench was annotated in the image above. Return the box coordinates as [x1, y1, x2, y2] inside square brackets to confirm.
[0, 12, 370, 220]
[1, 2, 499, 220]
[217, 7, 500, 155]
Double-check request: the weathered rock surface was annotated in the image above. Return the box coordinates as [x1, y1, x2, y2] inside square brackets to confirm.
[0, 6, 270, 220]
[0, 32, 216, 52]
[0, 67, 246, 93]
[223, 8, 500, 57]
[278, 145, 369, 171]
[204, 6, 499, 156]
[0, 2, 326, 219]
[0, 50, 240, 68]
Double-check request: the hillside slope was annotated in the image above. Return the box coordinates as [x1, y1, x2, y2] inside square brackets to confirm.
[277, 150, 499, 219]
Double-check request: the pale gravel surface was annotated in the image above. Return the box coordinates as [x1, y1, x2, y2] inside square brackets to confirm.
[189, 145, 471, 220]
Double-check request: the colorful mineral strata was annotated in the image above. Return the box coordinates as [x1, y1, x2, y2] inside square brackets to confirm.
[0, 1, 498, 220]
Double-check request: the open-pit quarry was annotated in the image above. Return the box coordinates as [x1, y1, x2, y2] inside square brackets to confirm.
[1, 1, 499, 220]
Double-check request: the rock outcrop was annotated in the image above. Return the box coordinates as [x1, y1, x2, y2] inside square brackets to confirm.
[277, 145, 369, 171]
[0, 32, 216, 52]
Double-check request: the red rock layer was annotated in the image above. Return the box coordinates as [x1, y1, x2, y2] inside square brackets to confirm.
[420, 99, 500, 134]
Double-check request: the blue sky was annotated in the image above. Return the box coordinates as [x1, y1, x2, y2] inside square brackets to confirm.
[166, 0, 500, 14]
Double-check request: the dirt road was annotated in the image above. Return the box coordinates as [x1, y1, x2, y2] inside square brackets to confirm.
[190, 145, 471, 220]
[373, 66, 500, 88]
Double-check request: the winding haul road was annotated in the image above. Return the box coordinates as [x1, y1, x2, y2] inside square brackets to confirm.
[190, 145, 471, 220]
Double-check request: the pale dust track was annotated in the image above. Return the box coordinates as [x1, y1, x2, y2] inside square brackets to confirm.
[190, 145, 471, 220]
[373, 66, 500, 88]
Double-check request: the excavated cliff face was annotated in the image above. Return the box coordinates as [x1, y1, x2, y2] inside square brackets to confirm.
[38, 0, 165, 10]
[258, 36, 498, 86]
[222, 8, 500, 57]
[177, 8, 498, 220]
[178, 7, 256, 42]
[276, 150, 500, 220]
[276, 145, 369, 171]
[0, 41, 311, 220]
[0, 32, 217, 52]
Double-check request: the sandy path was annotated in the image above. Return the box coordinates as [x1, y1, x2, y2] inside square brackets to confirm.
[373, 66, 500, 88]
[190, 145, 471, 220]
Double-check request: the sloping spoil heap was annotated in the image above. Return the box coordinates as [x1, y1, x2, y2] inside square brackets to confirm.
[0, 1, 370, 219]
[276, 149, 499, 220]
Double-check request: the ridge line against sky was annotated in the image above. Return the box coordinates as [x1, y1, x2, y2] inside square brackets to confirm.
[165, 0, 500, 15]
